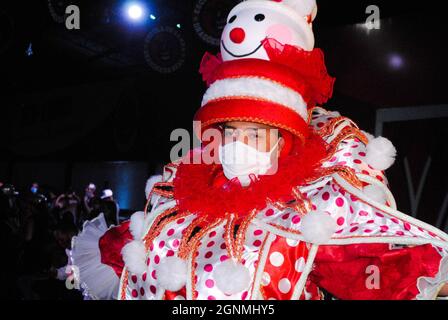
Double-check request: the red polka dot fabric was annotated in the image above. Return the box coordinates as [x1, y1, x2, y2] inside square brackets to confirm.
[116, 107, 448, 300]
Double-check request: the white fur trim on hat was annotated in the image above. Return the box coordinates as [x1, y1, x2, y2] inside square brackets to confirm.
[214, 259, 251, 295]
[365, 136, 397, 171]
[201, 77, 309, 121]
[300, 211, 337, 244]
[156, 256, 187, 292]
[121, 240, 147, 275]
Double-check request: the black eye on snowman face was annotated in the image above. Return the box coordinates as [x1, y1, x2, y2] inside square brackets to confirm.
[254, 14, 265, 22]
[228, 15, 237, 23]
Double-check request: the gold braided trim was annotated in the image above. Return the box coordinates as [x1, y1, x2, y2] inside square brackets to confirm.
[120, 269, 129, 300]
[201, 116, 306, 145]
[224, 214, 238, 260]
[142, 206, 181, 250]
[266, 190, 311, 217]
[143, 182, 175, 214]
[177, 216, 207, 260]
[267, 222, 302, 235]
[209, 94, 308, 121]
[317, 165, 364, 190]
[320, 126, 369, 164]
[234, 209, 259, 262]
[152, 182, 174, 198]
[292, 187, 313, 214]
[316, 116, 355, 137]
[259, 285, 268, 300]
[267, 198, 288, 212]
[307, 107, 315, 125]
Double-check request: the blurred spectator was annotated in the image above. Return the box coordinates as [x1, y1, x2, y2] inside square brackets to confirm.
[100, 189, 120, 226]
[0, 180, 124, 299]
[81, 183, 96, 224]
[0, 184, 23, 299]
[54, 190, 81, 226]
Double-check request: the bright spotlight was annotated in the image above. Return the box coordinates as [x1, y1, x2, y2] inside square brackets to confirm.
[127, 4, 143, 20]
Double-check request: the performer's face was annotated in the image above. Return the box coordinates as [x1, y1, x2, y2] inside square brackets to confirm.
[220, 121, 284, 155]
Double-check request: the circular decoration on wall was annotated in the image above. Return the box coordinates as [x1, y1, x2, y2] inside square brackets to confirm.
[144, 26, 187, 74]
[47, 0, 70, 23]
[192, 0, 240, 46]
[0, 11, 14, 54]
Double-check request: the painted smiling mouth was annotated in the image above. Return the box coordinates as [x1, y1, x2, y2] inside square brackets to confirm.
[221, 40, 264, 58]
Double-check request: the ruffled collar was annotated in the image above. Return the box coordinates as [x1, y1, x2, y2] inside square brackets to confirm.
[173, 132, 328, 222]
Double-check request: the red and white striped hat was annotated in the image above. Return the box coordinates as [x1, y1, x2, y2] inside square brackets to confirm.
[194, 39, 335, 146]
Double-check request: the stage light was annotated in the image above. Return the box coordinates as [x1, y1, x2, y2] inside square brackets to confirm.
[150, 14, 156, 20]
[127, 3, 144, 20]
[176, 23, 181, 29]
[388, 53, 404, 70]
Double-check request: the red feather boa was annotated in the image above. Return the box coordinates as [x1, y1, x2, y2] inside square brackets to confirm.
[173, 132, 329, 221]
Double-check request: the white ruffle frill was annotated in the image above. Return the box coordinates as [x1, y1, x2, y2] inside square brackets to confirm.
[71, 213, 120, 300]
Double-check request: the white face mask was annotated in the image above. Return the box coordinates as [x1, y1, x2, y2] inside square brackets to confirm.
[218, 140, 280, 187]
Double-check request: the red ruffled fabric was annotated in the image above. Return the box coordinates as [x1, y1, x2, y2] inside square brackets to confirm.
[198, 38, 335, 106]
[98, 221, 133, 278]
[199, 52, 223, 86]
[173, 131, 328, 221]
[310, 243, 443, 300]
[262, 38, 335, 106]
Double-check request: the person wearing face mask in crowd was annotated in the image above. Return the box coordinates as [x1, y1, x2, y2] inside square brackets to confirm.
[69, 0, 448, 300]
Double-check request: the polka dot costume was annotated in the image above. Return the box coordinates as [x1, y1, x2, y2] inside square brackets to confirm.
[114, 107, 448, 300]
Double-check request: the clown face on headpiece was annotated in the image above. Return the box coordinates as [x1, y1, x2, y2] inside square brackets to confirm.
[220, 0, 317, 61]
[196, 0, 334, 158]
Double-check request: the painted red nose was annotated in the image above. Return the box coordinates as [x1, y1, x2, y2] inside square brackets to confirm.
[229, 27, 245, 44]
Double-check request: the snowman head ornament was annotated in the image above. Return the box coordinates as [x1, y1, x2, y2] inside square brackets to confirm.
[220, 0, 318, 62]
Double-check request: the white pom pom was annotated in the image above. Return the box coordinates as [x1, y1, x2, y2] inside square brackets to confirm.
[214, 260, 251, 295]
[156, 256, 187, 292]
[365, 136, 397, 170]
[284, 0, 316, 17]
[121, 240, 147, 275]
[300, 211, 337, 244]
[129, 211, 145, 240]
[363, 184, 386, 204]
[145, 175, 162, 200]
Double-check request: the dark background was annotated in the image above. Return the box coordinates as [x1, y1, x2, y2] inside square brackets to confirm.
[0, 0, 447, 224]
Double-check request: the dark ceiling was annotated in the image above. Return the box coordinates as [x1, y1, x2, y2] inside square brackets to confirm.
[2, 0, 444, 95]
[0, 0, 447, 162]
